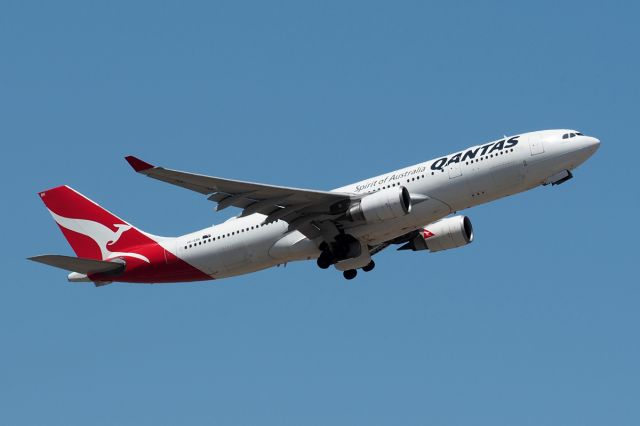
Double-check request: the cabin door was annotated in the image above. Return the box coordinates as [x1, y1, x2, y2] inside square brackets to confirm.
[529, 134, 545, 156]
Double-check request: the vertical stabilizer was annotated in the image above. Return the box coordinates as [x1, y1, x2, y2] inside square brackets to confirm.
[37, 185, 155, 262]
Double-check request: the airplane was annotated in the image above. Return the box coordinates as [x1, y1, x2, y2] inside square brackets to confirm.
[29, 129, 600, 285]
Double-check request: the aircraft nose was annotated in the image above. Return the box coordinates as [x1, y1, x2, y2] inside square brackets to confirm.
[587, 136, 601, 152]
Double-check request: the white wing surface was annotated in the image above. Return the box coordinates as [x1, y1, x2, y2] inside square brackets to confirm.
[125, 156, 357, 235]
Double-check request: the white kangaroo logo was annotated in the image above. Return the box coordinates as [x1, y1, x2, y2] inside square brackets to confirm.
[48, 210, 150, 263]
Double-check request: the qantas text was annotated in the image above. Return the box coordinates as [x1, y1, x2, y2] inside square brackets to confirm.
[430, 136, 520, 170]
[353, 136, 520, 192]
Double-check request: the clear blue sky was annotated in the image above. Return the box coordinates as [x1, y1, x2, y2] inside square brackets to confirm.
[1, 1, 638, 425]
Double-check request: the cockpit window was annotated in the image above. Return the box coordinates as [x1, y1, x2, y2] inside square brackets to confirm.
[562, 132, 583, 139]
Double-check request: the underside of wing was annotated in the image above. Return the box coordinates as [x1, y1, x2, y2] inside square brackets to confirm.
[125, 156, 356, 236]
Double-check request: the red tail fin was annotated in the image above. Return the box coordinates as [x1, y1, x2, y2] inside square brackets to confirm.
[38, 186, 156, 261]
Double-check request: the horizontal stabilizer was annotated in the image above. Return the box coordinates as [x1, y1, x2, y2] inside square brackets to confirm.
[28, 255, 125, 275]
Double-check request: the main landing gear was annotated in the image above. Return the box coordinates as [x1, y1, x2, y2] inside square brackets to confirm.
[316, 250, 334, 269]
[341, 261, 376, 281]
[343, 269, 357, 280]
[316, 237, 376, 280]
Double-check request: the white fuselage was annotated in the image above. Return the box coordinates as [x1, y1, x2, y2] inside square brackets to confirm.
[173, 130, 599, 279]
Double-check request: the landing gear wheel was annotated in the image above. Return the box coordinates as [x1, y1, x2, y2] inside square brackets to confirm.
[317, 256, 330, 269]
[317, 251, 333, 269]
[362, 260, 375, 272]
[343, 269, 357, 280]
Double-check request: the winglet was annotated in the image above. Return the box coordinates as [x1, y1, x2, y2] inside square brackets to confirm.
[125, 156, 155, 172]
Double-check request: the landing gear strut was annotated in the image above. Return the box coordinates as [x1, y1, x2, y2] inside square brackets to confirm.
[343, 269, 357, 280]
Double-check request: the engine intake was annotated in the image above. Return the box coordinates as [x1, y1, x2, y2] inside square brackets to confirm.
[348, 186, 411, 222]
[400, 215, 474, 252]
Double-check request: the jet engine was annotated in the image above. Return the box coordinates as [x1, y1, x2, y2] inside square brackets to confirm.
[400, 215, 474, 252]
[347, 186, 411, 222]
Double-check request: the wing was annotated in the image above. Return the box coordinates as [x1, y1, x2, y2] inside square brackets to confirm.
[125, 156, 356, 236]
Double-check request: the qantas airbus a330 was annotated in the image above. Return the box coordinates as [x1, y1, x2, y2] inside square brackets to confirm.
[30, 129, 599, 285]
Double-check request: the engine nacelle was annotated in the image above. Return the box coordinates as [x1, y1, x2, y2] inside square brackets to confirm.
[348, 186, 411, 222]
[402, 215, 474, 252]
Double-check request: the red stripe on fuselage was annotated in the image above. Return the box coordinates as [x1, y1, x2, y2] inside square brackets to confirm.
[92, 244, 213, 283]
